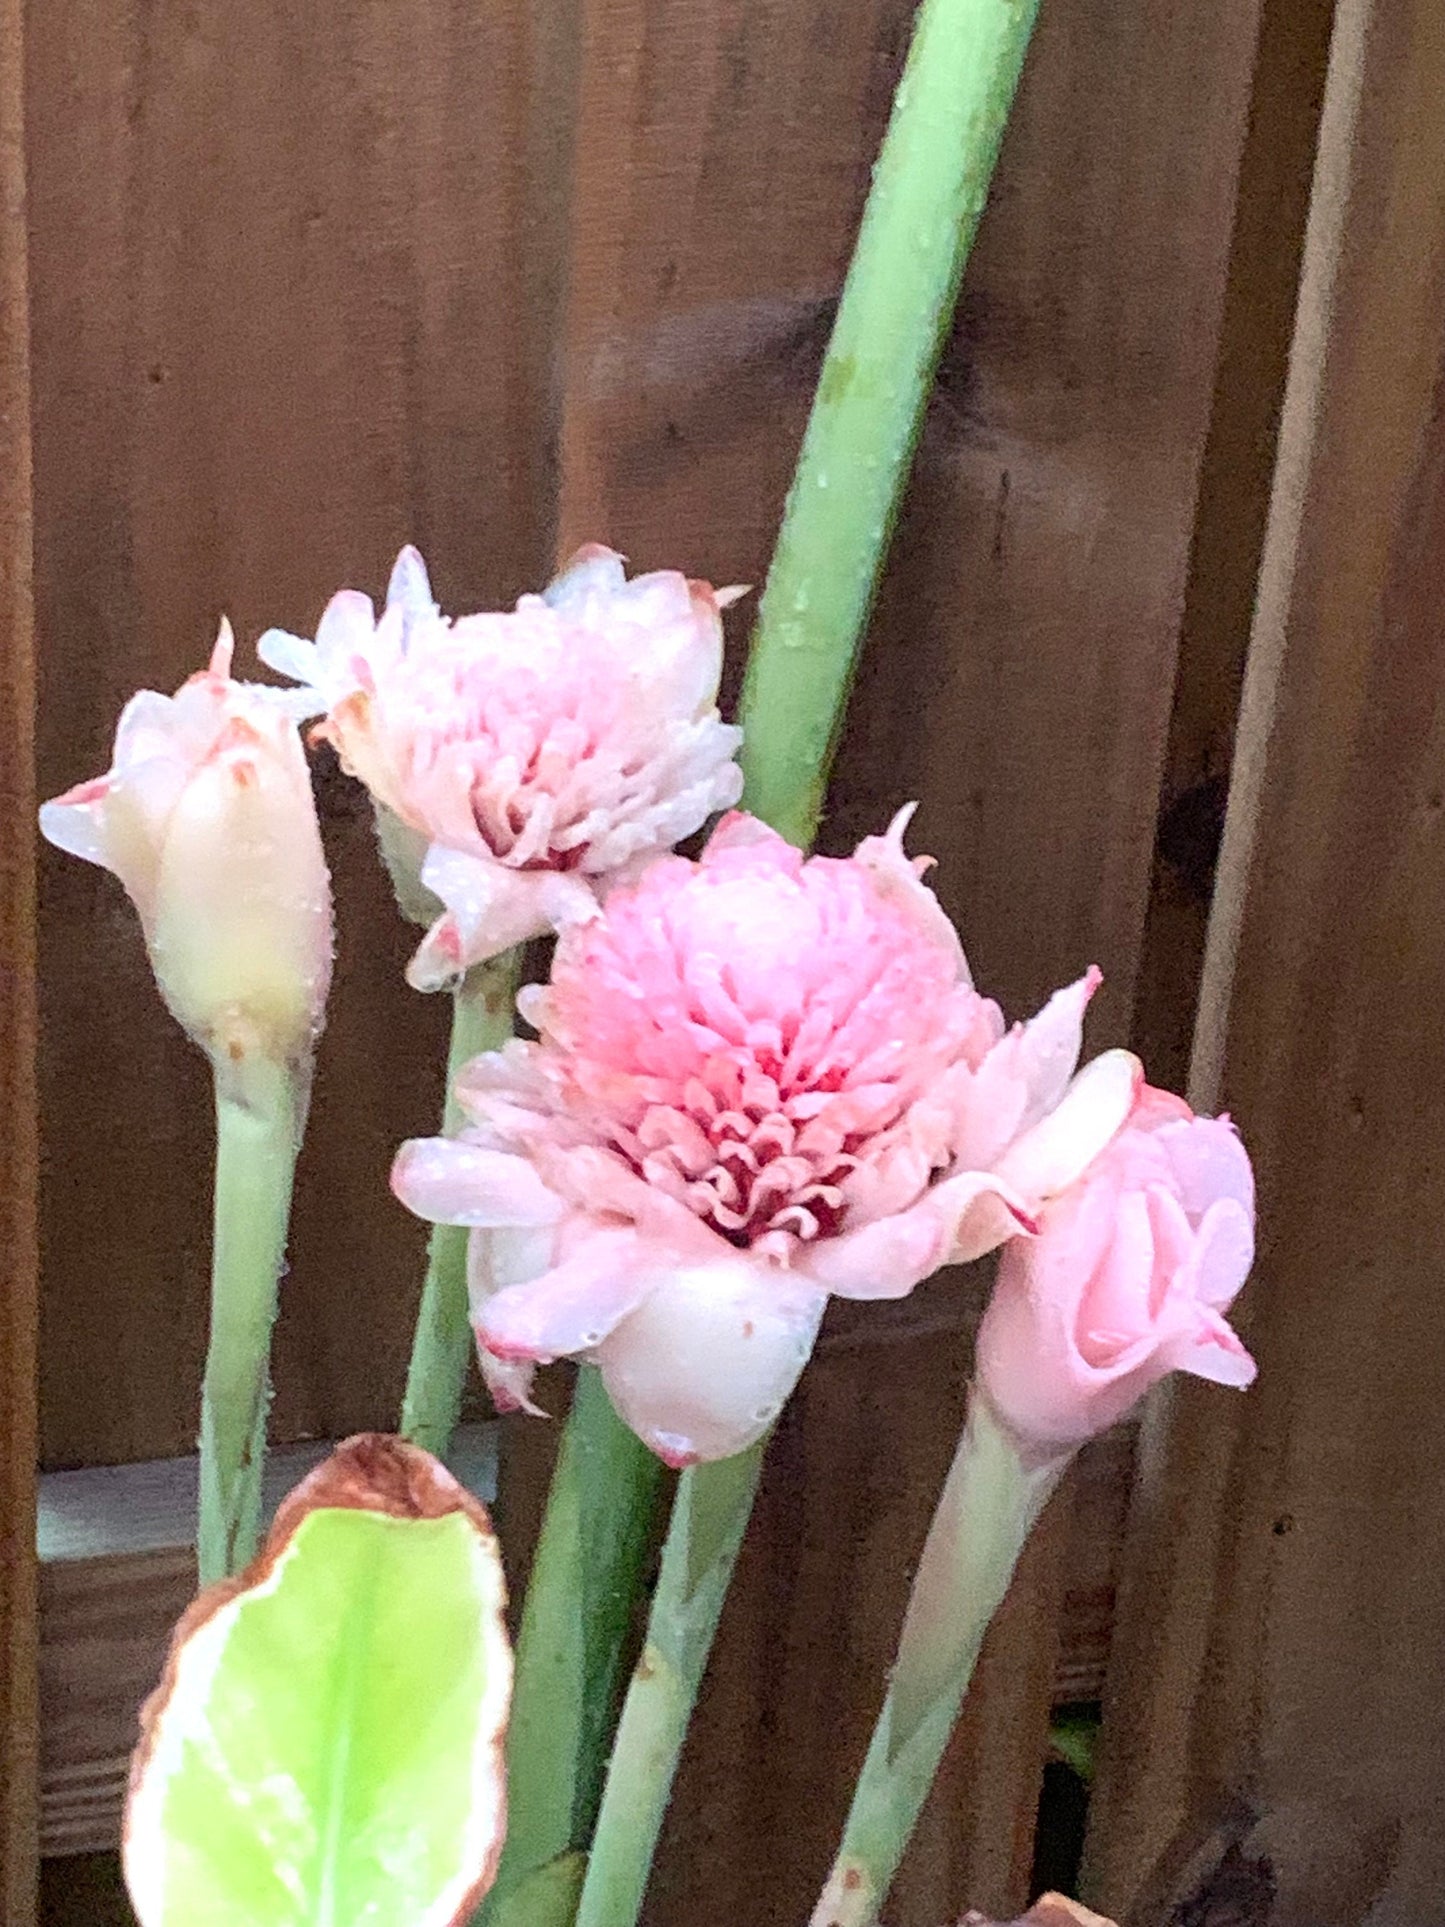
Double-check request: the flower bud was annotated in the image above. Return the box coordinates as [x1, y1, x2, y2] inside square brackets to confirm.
[41, 622, 333, 1066]
[975, 1086, 1256, 1452]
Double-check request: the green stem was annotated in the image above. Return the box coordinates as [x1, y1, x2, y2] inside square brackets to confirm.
[809, 1392, 1068, 1927]
[400, 950, 522, 1459]
[479, 1369, 667, 1924]
[197, 1050, 307, 1585]
[739, 0, 1045, 847]
[572, 1441, 765, 1927]
[565, 2, 1047, 1918]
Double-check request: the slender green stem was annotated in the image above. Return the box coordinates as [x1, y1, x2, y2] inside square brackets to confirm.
[400, 950, 522, 1459]
[478, 1369, 667, 1925]
[197, 1050, 307, 1585]
[739, 0, 1045, 846]
[572, 1441, 765, 1927]
[809, 1392, 1068, 1927]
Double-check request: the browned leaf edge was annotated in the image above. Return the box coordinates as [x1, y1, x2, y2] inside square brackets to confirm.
[122, 1432, 511, 1927]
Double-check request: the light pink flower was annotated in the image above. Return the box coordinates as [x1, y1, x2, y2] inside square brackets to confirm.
[975, 1085, 1257, 1453]
[258, 545, 744, 990]
[391, 811, 1140, 1464]
[40, 625, 332, 1064]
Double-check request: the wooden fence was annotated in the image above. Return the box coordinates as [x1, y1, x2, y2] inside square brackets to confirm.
[4, 0, 1442, 1920]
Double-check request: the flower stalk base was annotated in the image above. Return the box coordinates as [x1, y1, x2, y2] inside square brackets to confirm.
[400, 949, 522, 1459]
[479, 1368, 667, 1926]
[810, 1391, 1068, 1927]
[197, 1049, 308, 1585]
[573, 1440, 766, 1927]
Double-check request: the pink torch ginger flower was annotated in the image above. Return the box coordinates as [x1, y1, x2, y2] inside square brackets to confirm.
[392, 811, 1141, 1464]
[975, 1085, 1257, 1453]
[258, 545, 744, 989]
[40, 625, 332, 1064]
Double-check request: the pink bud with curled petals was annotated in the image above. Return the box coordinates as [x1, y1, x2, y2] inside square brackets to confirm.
[258, 545, 744, 991]
[40, 624, 332, 1066]
[391, 808, 1140, 1464]
[975, 1085, 1257, 1452]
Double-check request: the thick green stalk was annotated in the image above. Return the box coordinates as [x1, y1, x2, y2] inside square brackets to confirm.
[479, 1369, 667, 1924]
[739, 0, 1044, 846]
[809, 1392, 1068, 1927]
[572, 1442, 765, 1927]
[197, 1051, 307, 1585]
[567, 3, 1047, 1920]
[400, 951, 522, 1459]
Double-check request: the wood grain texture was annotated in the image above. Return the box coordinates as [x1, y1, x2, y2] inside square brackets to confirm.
[28, 0, 575, 1467]
[1128, 0, 1336, 1095]
[1086, 3, 1445, 1920]
[548, 0, 1269, 1919]
[1, 0, 38, 1902]
[40, 1547, 195, 1863]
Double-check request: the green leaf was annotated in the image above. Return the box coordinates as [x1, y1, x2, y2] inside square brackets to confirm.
[124, 1434, 512, 1927]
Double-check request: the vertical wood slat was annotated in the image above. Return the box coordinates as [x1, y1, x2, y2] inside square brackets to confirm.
[1127, 0, 1337, 1096]
[0, 0, 37, 1900]
[1086, 3, 1445, 1919]
[550, 1, 1273, 1921]
[28, 0, 577, 1471]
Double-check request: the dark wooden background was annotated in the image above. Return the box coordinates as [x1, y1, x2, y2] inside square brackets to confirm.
[7, 0, 1445, 1920]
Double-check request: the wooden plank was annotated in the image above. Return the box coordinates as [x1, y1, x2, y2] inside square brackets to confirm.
[36, 1421, 498, 1565]
[0, 0, 38, 1902]
[549, 1, 1275, 1920]
[1128, 0, 1337, 1094]
[1086, 2, 1445, 1918]
[27, 0, 575, 1470]
[40, 1547, 196, 1862]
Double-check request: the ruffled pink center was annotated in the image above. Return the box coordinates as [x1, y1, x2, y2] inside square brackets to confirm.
[483, 817, 1003, 1257]
[358, 626, 632, 868]
[615, 1062, 860, 1250]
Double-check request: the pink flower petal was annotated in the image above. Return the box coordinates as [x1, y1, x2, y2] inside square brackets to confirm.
[851, 804, 968, 980]
[1186, 1195, 1255, 1309]
[391, 1138, 564, 1228]
[1010, 967, 1102, 1127]
[479, 1225, 663, 1361]
[540, 544, 629, 612]
[800, 1170, 1028, 1297]
[1155, 1114, 1255, 1224]
[1169, 1307, 1257, 1388]
[993, 1049, 1141, 1202]
[468, 1227, 557, 1417]
[592, 1259, 827, 1463]
[407, 851, 599, 990]
[386, 545, 440, 628]
[39, 783, 114, 868]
